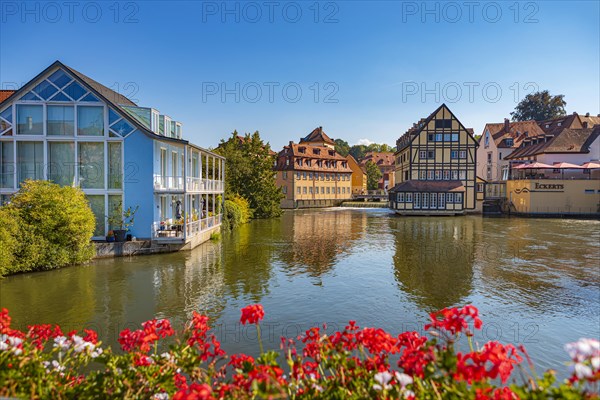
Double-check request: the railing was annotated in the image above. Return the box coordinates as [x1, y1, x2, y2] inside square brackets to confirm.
[186, 177, 224, 192]
[151, 214, 223, 240]
[154, 175, 184, 191]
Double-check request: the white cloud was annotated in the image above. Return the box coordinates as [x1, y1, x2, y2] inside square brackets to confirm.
[356, 139, 373, 146]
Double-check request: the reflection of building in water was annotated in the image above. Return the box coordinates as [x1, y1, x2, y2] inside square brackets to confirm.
[277, 210, 366, 278]
[390, 216, 477, 311]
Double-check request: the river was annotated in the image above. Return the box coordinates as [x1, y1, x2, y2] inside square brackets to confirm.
[1, 208, 598, 378]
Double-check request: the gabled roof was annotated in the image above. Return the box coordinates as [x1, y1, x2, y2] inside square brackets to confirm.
[361, 152, 395, 167]
[300, 126, 335, 144]
[482, 120, 545, 149]
[0, 90, 15, 103]
[395, 104, 476, 153]
[506, 125, 600, 159]
[0, 60, 187, 145]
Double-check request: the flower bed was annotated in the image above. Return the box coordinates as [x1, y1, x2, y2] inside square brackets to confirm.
[0, 305, 598, 399]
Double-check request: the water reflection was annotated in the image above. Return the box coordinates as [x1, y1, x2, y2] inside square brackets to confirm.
[276, 210, 367, 280]
[389, 216, 477, 311]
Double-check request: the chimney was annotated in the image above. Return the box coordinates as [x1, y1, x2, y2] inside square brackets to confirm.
[586, 112, 590, 117]
[504, 118, 510, 132]
[583, 122, 589, 129]
[289, 141, 294, 147]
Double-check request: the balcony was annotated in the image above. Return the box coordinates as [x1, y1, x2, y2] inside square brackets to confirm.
[154, 175, 184, 192]
[151, 215, 222, 242]
[186, 177, 224, 193]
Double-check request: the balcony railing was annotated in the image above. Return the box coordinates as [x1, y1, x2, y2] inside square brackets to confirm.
[154, 175, 184, 191]
[151, 214, 223, 240]
[186, 177, 224, 192]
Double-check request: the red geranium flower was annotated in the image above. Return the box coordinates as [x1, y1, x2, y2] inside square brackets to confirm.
[240, 304, 264, 325]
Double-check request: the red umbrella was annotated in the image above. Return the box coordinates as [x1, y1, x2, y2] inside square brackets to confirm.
[513, 162, 553, 169]
[552, 162, 583, 169]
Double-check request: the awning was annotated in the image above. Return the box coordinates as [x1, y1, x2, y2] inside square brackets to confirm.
[512, 162, 554, 169]
[552, 162, 583, 169]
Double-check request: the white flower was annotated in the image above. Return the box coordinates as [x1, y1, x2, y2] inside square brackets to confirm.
[72, 335, 95, 353]
[565, 338, 600, 362]
[53, 336, 70, 350]
[91, 347, 103, 359]
[591, 356, 600, 370]
[403, 389, 415, 399]
[0, 341, 7, 351]
[395, 372, 413, 388]
[373, 371, 393, 391]
[152, 393, 169, 400]
[573, 363, 593, 379]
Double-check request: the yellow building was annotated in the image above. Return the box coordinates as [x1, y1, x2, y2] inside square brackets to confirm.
[346, 155, 367, 195]
[275, 127, 353, 209]
[389, 104, 479, 215]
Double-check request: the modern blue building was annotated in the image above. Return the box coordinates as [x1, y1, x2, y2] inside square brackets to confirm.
[0, 61, 224, 248]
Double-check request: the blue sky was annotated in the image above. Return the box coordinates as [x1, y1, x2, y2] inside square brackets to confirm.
[1, 1, 599, 150]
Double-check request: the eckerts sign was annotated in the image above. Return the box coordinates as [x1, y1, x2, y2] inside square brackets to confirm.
[534, 183, 564, 190]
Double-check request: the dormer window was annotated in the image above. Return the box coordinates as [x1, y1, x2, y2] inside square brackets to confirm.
[557, 122, 562, 126]
[328, 150, 335, 156]
[505, 139, 513, 146]
[545, 124, 550, 128]
[313, 148, 320, 155]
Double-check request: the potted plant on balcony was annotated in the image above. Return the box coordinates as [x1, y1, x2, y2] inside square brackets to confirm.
[106, 230, 115, 243]
[107, 204, 139, 242]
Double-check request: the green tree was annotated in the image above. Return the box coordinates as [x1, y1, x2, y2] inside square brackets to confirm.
[334, 139, 350, 156]
[1, 180, 96, 276]
[215, 131, 284, 219]
[365, 161, 383, 190]
[511, 90, 566, 121]
[349, 145, 367, 161]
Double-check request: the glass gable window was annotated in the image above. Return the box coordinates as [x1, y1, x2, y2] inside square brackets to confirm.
[47, 105, 75, 136]
[78, 142, 104, 188]
[78, 106, 104, 136]
[48, 142, 75, 186]
[17, 141, 44, 183]
[17, 105, 43, 135]
[108, 142, 122, 189]
[0, 141, 14, 188]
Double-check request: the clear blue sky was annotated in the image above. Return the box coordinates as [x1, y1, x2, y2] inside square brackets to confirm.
[1, 1, 598, 150]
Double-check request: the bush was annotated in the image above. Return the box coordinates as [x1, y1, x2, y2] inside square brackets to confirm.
[0, 180, 96, 276]
[0, 305, 597, 399]
[222, 195, 252, 231]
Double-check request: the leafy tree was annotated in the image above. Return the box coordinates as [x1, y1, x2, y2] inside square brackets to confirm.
[349, 145, 367, 161]
[511, 90, 566, 121]
[215, 131, 284, 219]
[334, 139, 350, 156]
[365, 161, 383, 190]
[0, 180, 96, 276]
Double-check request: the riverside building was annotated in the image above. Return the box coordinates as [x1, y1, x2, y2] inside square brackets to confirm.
[389, 104, 479, 215]
[0, 61, 224, 249]
[274, 127, 353, 208]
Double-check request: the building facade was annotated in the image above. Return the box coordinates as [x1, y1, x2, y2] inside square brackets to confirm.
[361, 151, 395, 190]
[346, 154, 366, 195]
[0, 61, 224, 248]
[389, 104, 479, 215]
[275, 127, 352, 208]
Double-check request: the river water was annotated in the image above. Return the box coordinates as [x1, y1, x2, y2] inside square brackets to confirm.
[1, 209, 598, 378]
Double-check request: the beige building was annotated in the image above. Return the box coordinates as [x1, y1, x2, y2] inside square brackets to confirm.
[389, 104, 479, 215]
[361, 152, 395, 190]
[347, 155, 367, 195]
[274, 127, 352, 208]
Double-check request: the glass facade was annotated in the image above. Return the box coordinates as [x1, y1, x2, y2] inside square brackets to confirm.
[86, 195, 105, 237]
[77, 106, 104, 136]
[78, 142, 104, 189]
[16, 105, 43, 135]
[108, 142, 122, 189]
[47, 105, 74, 136]
[0, 141, 14, 188]
[17, 141, 43, 183]
[48, 142, 75, 186]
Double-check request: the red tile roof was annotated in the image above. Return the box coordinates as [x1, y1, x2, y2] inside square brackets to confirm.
[300, 126, 335, 144]
[0, 90, 15, 103]
[361, 152, 395, 167]
[482, 120, 545, 149]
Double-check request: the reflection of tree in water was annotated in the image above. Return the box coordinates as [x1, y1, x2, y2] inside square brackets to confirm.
[276, 210, 366, 279]
[221, 220, 277, 302]
[390, 216, 476, 312]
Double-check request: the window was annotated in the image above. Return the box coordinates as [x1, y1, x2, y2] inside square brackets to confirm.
[86, 195, 105, 237]
[406, 193, 413, 202]
[282, 186, 287, 194]
[443, 133, 450, 141]
[78, 142, 104, 189]
[283, 171, 287, 180]
[451, 134, 459, 141]
[499, 152, 502, 160]
[446, 193, 453, 203]
[436, 133, 443, 141]
[477, 183, 484, 192]
[342, 187, 345, 194]
[309, 172, 313, 179]
[427, 171, 434, 180]
[303, 172, 307, 179]
[286, 159, 290, 166]
[303, 187, 307, 194]
[420, 170, 427, 180]
[78, 106, 104, 136]
[451, 150, 459, 159]
[326, 174, 330, 180]
[427, 150, 435, 158]
[431, 192, 437, 208]
[297, 159, 303, 166]
[321, 187, 325, 194]
[414, 193, 421, 208]
[435, 170, 441, 180]
[505, 139, 513, 146]
[484, 131, 490, 147]
[419, 150, 427, 159]
[0, 141, 14, 188]
[428, 133, 434, 141]
[459, 171, 466, 179]
[451, 171, 459, 180]
[320, 173, 324, 180]
[48, 142, 75, 186]
[17, 141, 43, 183]
[337, 187, 341, 194]
[297, 187, 301, 194]
[455, 193, 463, 204]
[47, 105, 74, 136]
[422, 193, 429, 208]
[108, 142, 122, 189]
[438, 193, 445, 209]
[443, 170, 450, 180]
[397, 192, 405, 202]
[17, 105, 43, 135]
[296, 172, 301, 180]
[326, 187, 330, 194]
[435, 119, 452, 129]
[460, 150, 466, 159]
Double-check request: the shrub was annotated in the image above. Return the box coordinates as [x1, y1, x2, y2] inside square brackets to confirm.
[0, 305, 597, 399]
[0, 180, 96, 276]
[222, 194, 252, 231]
